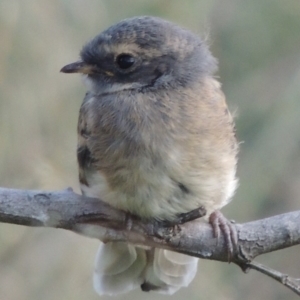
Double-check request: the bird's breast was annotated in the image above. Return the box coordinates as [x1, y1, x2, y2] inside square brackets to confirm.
[78, 84, 238, 220]
[78, 92, 190, 219]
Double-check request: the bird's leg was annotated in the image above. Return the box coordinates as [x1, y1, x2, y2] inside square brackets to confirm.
[209, 210, 238, 261]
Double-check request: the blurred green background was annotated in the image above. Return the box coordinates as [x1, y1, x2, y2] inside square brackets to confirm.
[0, 0, 300, 299]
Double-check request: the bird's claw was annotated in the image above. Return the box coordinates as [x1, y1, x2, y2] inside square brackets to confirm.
[209, 210, 238, 261]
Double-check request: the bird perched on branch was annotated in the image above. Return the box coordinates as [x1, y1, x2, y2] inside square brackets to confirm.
[61, 16, 238, 295]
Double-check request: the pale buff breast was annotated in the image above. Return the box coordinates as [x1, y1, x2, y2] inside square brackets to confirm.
[78, 78, 238, 221]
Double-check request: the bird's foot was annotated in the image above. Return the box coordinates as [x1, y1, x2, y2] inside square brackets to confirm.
[209, 210, 238, 261]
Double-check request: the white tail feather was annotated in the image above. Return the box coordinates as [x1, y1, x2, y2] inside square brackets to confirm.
[152, 249, 198, 289]
[93, 243, 198, 295]
[93, 242, 146, 295]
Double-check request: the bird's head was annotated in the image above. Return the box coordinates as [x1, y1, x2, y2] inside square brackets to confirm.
[61, 16, 217, 95]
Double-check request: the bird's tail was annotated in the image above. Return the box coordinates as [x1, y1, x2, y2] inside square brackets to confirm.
[93, 242, 198, 295]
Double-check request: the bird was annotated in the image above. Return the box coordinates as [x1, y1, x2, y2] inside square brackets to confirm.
[61, 16, 238, 295]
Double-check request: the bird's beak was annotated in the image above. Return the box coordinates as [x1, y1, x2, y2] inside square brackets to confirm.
[60, 61, 99, 74]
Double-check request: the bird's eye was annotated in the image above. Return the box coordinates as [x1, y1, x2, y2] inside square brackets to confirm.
[116, 54, 135, 69]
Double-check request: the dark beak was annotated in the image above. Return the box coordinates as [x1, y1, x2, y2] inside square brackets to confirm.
[60, 61, 99, 74]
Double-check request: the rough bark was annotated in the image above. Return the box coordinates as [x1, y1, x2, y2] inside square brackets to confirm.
[0, 187, 300, 296]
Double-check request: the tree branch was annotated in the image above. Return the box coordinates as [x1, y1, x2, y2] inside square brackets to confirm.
[0, 187, 300, 296]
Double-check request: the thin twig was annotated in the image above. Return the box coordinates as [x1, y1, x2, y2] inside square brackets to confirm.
[245, 261, 300, 296]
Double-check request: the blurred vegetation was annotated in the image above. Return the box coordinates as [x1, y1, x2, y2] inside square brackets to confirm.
[0, 0, 300, 299]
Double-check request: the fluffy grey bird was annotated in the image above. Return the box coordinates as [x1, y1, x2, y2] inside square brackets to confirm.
[61, 16, 238, 295]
